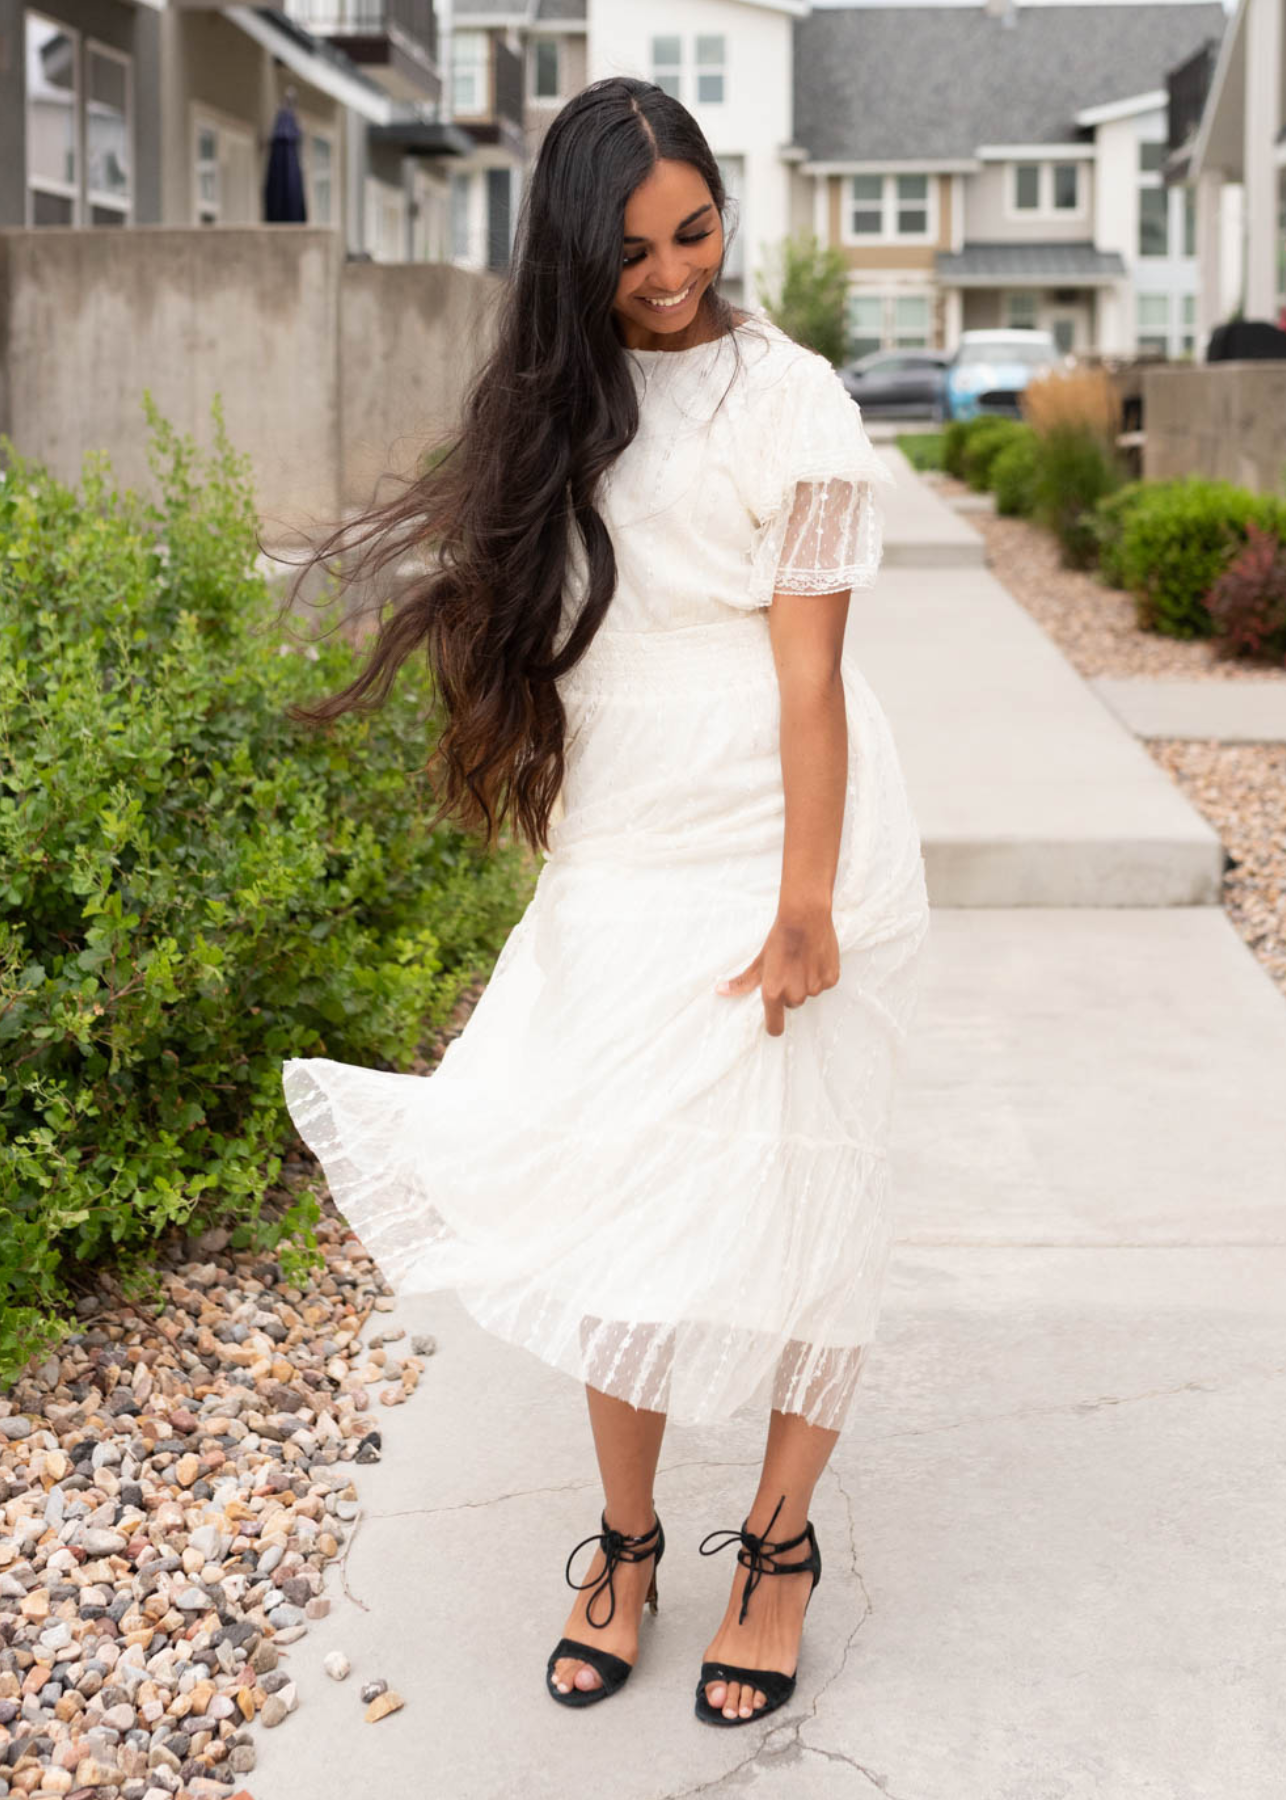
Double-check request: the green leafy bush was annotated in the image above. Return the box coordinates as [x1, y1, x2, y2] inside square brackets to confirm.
[1087, 479, 1154, 589]
[1030, 426, 1128, 570]
[1099, 477, 1286, 638]
[0, 397, 536, 1381]
[989, 428, 1041, 517]
[895, 432, 945, 473]
[961, 418, 1030, 493]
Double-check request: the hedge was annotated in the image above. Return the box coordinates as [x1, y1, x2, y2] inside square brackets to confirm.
[0, 397, 536, 1381]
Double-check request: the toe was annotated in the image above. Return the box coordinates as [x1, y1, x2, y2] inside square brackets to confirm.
[753, 1688, 767, 1710]
[573, 1659, 601, 1691]
[723, 1679, 741, 1718]
[705, 1679, 726, 1710]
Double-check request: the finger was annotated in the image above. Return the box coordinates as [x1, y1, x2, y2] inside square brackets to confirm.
[764, 991, 786, 1036]
[716, 956, 762, 995]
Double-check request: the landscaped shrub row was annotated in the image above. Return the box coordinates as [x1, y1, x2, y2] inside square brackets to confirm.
[0, 399, 537, 1382]
[927, 413, 1286, 657]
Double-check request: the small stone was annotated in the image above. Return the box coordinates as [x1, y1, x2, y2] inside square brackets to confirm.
[174, 1455, 200, 1489]
[82, 1529, 128, 1557]
[364, 1688, 404, 1723]
[410, 1334, 436, 1356]
[322, 1651, 350, 1681]
[228, 1744, 257, 1773]
[260, 1694, 289, 1728]
[359, 1678, 388, 1704]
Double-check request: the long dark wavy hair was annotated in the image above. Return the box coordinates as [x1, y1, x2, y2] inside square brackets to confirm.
[279, 77, 753, 856]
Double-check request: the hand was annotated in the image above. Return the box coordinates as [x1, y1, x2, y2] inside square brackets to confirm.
[715, 907, 841, 1037]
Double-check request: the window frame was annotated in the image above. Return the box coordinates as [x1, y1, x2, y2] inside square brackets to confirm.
[1004, 158, 1085, 221]
[190, 104, 255, 227]
[846, 285, 935, 357]
[841, 172, 938, 245]
[531, 35, 561, 102]
[695, 33, 725, 105]
[26, 11, 83, 226]
[451, 29, 490, 117]
[84, 37, 132, 224]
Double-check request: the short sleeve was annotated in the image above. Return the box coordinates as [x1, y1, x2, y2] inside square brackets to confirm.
[745, 352, 897, 608]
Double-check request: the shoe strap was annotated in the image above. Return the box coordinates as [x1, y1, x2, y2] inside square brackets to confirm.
[697, 1492, 816, 1626]
[564, 1510, 662, 1629]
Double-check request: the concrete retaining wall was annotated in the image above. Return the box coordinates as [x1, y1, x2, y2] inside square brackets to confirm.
[0, 227, 499, 535]
[1143, 361, 1286, 495]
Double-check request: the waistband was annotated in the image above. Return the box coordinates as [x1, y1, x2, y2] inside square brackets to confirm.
[557, 614, 776, 695]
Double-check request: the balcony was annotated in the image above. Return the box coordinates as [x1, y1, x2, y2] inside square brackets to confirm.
[286, 0, 441, 105]
[452, 36, 524, 155]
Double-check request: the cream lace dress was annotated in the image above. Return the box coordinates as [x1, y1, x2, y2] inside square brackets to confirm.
[282, 314, 931, 1432]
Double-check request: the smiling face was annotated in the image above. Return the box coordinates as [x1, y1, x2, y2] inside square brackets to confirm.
[612, 158, 725, 351]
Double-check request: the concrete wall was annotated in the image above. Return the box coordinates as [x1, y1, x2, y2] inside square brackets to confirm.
[1143, 361, 1286, 493]
[0, 227, 499, 534]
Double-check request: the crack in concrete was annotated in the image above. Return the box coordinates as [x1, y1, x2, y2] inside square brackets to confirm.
[866, 1361, 1286, 1447]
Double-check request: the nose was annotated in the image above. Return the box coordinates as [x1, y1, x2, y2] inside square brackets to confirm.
[651, 251, 693, 293]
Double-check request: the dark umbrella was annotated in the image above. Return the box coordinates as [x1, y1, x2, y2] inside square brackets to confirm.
[264, 94, 307, 224]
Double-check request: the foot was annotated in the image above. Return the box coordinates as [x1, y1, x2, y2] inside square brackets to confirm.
[701, 1517, 815, 1720]
[550, 1517, 660, 1696]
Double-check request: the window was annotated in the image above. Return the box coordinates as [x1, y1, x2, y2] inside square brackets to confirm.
[307, 132, 334, 226]
[1015, 163, 1040, 210]
[715, 154, 743, 280]
[847, 288, 933, 356]
[486, 166, 511, 272]
[1010, 160, 1082, 216]
[27, 15, 133, 227]
[1180, 293, 1196, 356]
[696, 35, 725, 104]
[86, 45, 130, 224]
[1004, 289, 1039, 329]
[1052, 163, 1078, 210]
[1139, 186, 1168, 257]
[532, 38, 559, 101]
[1137, 293, 1168, 353]
[193, 114, 255, 226]
[651, 34, 681, 99]
[1138, 141, 1166, 174]
[845, 174, 935, 242]
[1182, 187, 1195, 258]
[450, 170, 471, 261]
[452, 31, 488, 115]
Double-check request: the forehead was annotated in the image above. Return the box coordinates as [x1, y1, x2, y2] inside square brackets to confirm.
[622, 160, 712, 235]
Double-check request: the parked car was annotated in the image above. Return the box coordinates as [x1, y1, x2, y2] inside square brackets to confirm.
[939, 329, 1063, 423]
[839, 349, 951, 418]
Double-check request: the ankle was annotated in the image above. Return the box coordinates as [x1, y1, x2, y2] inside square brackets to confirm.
[744, 1492, 811, 1544]
[601, 1504, 658, 1540]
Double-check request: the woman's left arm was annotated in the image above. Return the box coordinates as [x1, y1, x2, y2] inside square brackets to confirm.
[716, 589, 849, 1036]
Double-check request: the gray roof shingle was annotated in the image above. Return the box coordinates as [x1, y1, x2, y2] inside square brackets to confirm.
[794, 3, 1228, 162]
[936, 239, 1128, 280]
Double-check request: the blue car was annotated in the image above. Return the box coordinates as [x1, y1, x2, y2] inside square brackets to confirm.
[939, 328, 1062, 423]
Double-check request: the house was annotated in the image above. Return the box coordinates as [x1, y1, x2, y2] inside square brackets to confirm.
[789, 0, 1229, 358]
[1171, 0, 1286, 332]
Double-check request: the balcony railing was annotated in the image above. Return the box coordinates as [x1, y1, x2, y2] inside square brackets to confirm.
[291, 0, 438, 63]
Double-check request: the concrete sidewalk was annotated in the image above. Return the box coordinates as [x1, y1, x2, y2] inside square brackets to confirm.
[253, 448, 1286, 1800]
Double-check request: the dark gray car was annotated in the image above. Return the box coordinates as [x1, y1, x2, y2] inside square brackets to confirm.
[838, 349, 951, 417]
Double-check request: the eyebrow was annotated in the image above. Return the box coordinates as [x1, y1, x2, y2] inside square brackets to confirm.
[623, 202, 714, 244]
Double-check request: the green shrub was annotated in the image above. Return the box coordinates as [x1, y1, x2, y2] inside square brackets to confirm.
[1104, 477, 1286, 638]
[941, 416, 1001, 479]
[961, 418, 1030, 493]
[0, 396, 536, 1381]
[1031, 425, 1128, 570]
[1087, 479, 1154, 588]
[989, 428, 1041, 517]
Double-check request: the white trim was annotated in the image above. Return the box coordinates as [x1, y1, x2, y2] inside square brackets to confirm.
[190, 103, 255, 226]
[224, 6, 393, 125]
[1188, 0, 1247, 183]
[977, 142, 1096, 161]
[805, 158, 977, 176]
[1074, 90, 1167, 128]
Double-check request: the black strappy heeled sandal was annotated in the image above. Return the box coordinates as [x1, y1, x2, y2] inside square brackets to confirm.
[545, 1509, 665, 1707]
[693, 1491, 822, 1726]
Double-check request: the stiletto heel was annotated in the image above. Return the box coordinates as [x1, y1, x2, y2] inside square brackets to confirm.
[545, 1509, 665, 1707]
[693, 1491, 822, 1726]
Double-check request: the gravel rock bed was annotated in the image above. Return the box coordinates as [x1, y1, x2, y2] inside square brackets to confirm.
[924, 470, 1286, 683]
[1146, 741, 1286, 999]
[0, 978, 489, 1799]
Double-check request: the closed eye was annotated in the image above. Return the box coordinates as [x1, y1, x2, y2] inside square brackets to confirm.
[623, 229, 714, 269]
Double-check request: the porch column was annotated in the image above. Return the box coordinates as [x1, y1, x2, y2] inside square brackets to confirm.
[1244, 0, 1283, 317]
[1195, 167, 1224, 349]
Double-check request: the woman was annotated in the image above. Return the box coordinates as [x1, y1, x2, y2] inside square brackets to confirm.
[280, 76, 930, 1727]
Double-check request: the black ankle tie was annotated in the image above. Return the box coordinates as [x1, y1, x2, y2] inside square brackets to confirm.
[564, 1511, 660, 1629]
[697, 1491, 812, 1626]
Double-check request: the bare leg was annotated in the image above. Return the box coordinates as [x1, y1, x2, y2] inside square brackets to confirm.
[550, 1383, 668, 1694]
[701, 1406, 839, 1720]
